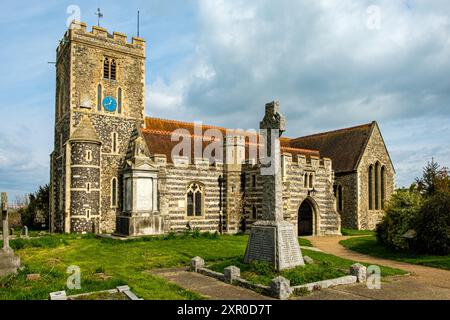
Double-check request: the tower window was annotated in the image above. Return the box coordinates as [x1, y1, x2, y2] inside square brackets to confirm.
[112, 132, 118, 153]
[86, 183, 91, 193]
[252, 175, 256, 188]
[309, 173, 313, 189]
[97, 84, 102, 111]
[252, 205, 257, 220]
[111, 178, 118, 207]
[103, 57, 117, 80]
[110, 59, 117, 80]
[103, 58, 110, 79]
[118, 88, 122, 113]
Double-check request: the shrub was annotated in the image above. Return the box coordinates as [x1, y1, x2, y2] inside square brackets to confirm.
[415, 192, 450, 255]
[376, 189, 423, 251]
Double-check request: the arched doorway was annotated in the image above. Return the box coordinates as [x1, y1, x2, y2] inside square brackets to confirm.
[298, 200, 314, 236]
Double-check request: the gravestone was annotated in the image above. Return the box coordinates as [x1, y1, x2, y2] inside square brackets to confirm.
[20, 226, 28, 239]
[244, 102, 304, 271]
[0, 192, 21, 277]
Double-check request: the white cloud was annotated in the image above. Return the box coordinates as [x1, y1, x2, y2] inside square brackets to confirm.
[148, 0, 450, 186]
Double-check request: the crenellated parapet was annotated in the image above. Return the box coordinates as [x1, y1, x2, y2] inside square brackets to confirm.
[57, 21, 146, 59]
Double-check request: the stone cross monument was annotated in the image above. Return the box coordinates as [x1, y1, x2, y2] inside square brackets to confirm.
[0, 192, 21, 276]
[244, 101, 304, 270]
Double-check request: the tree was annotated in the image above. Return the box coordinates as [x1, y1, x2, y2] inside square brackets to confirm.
[415, 158, 449, 197]
[19, 184, 50, 229]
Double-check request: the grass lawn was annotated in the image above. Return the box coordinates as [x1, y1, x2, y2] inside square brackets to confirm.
[0, 232, 405, 300]
[341, 228, 375, 236]
[298, 237, 313, 247]
[340, 236, 450, 270]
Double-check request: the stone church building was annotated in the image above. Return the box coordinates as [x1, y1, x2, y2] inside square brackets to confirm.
[49, 22, 395, 236]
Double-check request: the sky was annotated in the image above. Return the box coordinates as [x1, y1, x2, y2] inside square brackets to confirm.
[0, 0, 449, 201]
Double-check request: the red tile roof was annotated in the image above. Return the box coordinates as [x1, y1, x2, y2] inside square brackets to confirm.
[290, 122, 375, 173]
[141, 117, 320, 163]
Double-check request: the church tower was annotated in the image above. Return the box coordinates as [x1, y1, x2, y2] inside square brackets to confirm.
[50, 21, 146, 233]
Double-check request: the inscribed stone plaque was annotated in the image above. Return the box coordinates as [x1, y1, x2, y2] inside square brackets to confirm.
[136, 178, 152, 211]
[277, 224, 302, 269]
[245, 226, 276, 264]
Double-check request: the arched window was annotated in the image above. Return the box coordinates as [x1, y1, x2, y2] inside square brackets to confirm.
[252, 175, 257, 188]
[111, 178, 117, 207]
[240, 172, 246, 192]
[368, 165, 374, 210]
[186, 183, 204, 217]
[304, 173, 308, 188]
[112, 132, 118, 154]
[110, 59, 117, 80]
[381, 166, 386, 209]
[252, 205, 257, 220]
[103, 58, 110, 79]
[309, 173, 313, 189]
[336, 185, 343, 212]
[118, 87, 122, 113]
[97, 84, 102, 111]
[375, 162, 380, 210]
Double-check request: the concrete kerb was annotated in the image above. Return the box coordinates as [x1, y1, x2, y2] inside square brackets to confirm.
[190, 257, 361, 299]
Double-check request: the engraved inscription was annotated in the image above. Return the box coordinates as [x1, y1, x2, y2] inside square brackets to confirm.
[246, 227, 276, 263]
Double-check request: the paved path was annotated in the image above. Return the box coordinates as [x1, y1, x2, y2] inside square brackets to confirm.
[151, 268, 273, 300]
[298, 236, 450, 300]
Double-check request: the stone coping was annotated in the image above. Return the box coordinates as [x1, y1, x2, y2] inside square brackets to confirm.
[49, 285, 143, 300]
[190, 256, 365, 300]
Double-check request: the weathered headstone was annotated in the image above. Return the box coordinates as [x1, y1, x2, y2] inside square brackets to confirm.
[0, 192, 21, 277]
[244, 102, 304, 271]
[20, 226, 28, 239]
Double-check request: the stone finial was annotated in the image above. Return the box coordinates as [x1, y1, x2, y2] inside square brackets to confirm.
[270, 276, 292, 300]
[224, 266, 240, 284]
[190, 256, 205, 272]
[350, 263, 367, 283]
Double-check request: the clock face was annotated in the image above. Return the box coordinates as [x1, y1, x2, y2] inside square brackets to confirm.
[102, 96, 117, 112]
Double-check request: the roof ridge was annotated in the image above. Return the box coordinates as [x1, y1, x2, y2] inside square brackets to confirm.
[145, 116, 228, 132]
[292, 121, 374, 141]
[145, 116, 296, 139]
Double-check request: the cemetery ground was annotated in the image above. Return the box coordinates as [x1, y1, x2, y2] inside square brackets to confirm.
[0, 232, 406, 300]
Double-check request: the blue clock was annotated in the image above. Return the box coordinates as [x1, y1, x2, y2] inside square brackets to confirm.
[102, 96, 117, 112]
